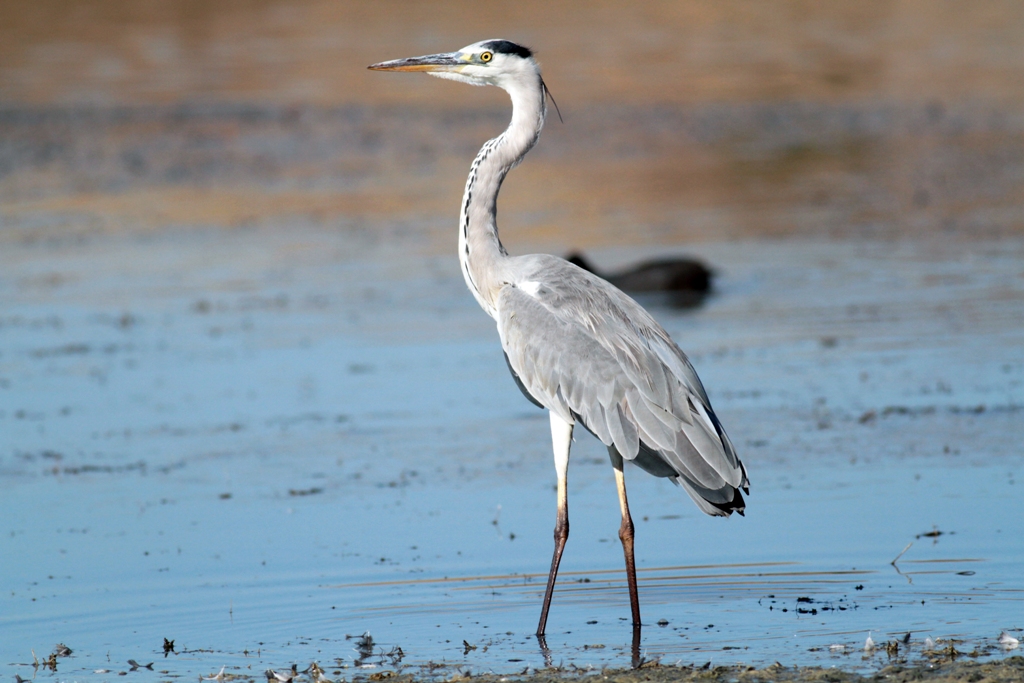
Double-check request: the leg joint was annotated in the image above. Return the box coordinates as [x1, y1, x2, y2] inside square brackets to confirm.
[554, 511, 569, 542]
[618, 514, 634, 543]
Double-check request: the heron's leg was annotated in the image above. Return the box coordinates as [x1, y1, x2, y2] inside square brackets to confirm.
[609, 446, 641, 628]
[537, 411, 573, 636]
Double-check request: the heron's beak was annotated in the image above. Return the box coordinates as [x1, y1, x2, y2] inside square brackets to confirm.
[368, 52, 464, 73]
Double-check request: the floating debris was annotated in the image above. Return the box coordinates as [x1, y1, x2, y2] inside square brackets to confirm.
[38, 652, 58, 671]
[917, 527, 947, 539]
[351, 631, 376, 666]
[203, 666, 227, 682]
[864, 634, 876, 652]
[941, 643, 962, 660]
[353, 632, 374, 651]
[385, 646, 404, 666]
[266, 667, 295, 683]
[54, 644, 73, 657]
[924, 637, 936, 651]
[305, 662, 334, 683]
[891, 541, 913, 565]
[288, 487, 324, 497]
[999, 632, 1020, 649]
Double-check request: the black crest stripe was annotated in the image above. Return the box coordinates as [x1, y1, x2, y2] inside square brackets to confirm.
[481, 40, 533, 59]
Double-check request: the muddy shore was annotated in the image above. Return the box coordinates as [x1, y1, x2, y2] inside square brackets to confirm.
[472, 657, 1024, 683]
[406, 657, 1024, 683]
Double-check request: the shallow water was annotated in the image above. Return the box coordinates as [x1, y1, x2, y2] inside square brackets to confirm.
[2, 231, 1023, 679]
[3, 2, 1024, 678]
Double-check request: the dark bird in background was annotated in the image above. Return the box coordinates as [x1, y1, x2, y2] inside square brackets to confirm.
[566, 252, 714, 308]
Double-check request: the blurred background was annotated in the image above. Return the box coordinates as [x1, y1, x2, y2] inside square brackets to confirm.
[4, 3, 1024, 675]
[3, 0, 1023, 249]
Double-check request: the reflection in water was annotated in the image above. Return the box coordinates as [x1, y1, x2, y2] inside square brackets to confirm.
[340, 561, 876, 620]
[541, 626, 641, 670]
[536, 633, 552, 668]
[631, 626, 642, 669]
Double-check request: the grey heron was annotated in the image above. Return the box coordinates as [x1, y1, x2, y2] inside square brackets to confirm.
[369, 40, 748, 637]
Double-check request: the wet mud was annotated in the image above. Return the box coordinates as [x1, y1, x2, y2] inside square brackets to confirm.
[15, 642, 1024, 683]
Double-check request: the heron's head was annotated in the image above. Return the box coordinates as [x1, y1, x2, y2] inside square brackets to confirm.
[369, 39, 539, 90]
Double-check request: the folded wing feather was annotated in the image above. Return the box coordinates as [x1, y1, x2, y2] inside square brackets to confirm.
[495, 255, 748, 514]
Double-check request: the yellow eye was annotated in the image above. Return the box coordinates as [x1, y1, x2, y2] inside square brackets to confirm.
[480, 51, 493, 63]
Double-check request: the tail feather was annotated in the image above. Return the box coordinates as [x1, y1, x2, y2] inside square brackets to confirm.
[630, 439, 748, 518]
[675, 475, 746, 517]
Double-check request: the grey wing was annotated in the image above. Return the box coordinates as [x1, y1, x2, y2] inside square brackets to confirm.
[496, 258, 748, 517]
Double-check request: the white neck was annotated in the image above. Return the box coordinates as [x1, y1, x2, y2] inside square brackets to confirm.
[458, 72, 547, 318]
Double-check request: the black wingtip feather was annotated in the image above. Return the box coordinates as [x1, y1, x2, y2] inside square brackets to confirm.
[706, 486, 746, 517]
